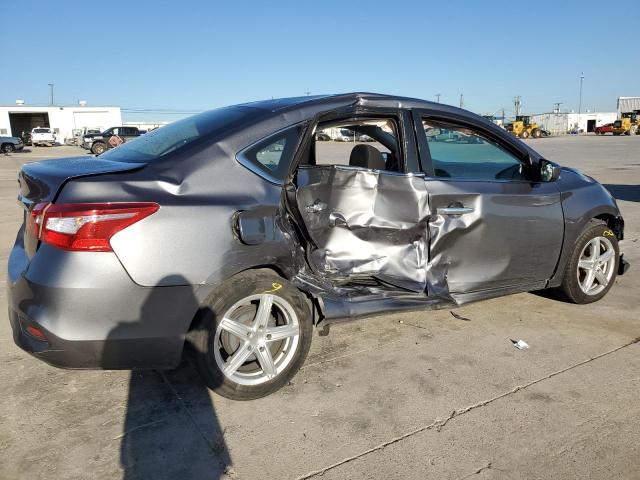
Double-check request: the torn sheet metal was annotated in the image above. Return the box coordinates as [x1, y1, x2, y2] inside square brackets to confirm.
[295, 165, 430, 292]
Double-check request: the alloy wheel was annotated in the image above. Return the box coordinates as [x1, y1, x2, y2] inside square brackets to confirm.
[577, 236, 616, 295]
[214, 293, 300, 386]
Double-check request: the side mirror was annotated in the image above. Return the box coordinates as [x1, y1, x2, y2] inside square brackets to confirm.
[540, 159, 561, 182]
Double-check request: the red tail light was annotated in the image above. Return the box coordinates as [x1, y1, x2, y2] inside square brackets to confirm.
[26, 325, 47, 341]
[29, 202, 159, 252]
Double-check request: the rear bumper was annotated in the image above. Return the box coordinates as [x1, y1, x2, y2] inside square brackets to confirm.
[7, 234, 198, 369]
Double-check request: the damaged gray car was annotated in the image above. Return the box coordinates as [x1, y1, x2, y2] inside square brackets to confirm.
[8, 93, 629, 400]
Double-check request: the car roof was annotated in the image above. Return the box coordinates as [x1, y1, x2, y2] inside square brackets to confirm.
[237, 92, 447, 113]
[230, 93, 540, 161]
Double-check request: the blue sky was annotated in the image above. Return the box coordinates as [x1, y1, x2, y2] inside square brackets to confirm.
[2, 0, 638, 121]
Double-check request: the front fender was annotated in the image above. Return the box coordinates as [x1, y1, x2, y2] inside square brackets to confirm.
[548, 168, 622, 286]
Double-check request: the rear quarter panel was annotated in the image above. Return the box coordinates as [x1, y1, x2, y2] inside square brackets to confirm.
[54, 115, 317, 293]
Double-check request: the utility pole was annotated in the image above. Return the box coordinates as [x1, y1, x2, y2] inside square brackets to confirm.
[48, 83, 54, 105]
[514, 96, 521, 117]
[459, 94, 464, 109]
[553, 102, 563, 113]
[578, 72, 584, 115]
[435, 93, 441, 103]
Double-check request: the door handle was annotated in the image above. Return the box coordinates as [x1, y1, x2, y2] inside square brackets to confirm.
[329, 212, 348, 227]
[436, 206, 475, 216]
[305, 199, 327, 213]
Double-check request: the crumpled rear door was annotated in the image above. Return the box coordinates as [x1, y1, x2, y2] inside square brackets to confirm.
[295, 165, 430, 292]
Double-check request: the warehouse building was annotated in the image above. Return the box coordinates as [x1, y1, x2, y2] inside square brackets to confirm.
[617, 97, 640, 115]
[530, 111, 617, 135]
[0, 103, 122, 144]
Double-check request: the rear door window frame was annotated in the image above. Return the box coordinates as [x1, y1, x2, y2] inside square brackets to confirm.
[290, 107, 418, 176]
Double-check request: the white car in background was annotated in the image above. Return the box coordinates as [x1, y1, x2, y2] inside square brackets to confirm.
[31, 127, 56, 147]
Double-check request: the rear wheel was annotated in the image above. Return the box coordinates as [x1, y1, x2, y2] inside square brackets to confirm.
[520, 130, 530, 139]
[559, 221, 619, 304]
[191, 270, 313, 400]
[91, 142, 106, 155]
[531, 128, 542, 138]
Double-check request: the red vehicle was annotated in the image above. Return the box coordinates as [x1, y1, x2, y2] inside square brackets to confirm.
[594, 123, 614, 135]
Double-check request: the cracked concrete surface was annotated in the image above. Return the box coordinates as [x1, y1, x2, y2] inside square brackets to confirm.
[296, 338, 640, 479]
[1, 136, 639, 480]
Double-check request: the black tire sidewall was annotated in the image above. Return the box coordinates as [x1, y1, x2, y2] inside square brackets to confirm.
[192, 270, 313, 400]
[561, 222, 619, 304]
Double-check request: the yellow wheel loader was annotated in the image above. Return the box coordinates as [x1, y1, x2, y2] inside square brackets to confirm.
[505, 115, 543, 139]
[613, 112, 639, 136]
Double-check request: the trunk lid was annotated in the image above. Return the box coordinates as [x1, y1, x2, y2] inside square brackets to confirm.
[18, 156, 144, 258]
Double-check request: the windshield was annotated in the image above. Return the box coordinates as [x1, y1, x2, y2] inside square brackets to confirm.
[100, 106, 257, 163]
[33, 128, 51, 133]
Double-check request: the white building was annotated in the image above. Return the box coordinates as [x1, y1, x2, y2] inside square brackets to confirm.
[530, 111, 617, 135]
[0, 104, 122, 144]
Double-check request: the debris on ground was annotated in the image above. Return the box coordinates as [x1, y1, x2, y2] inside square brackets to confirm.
[450, 311, 471, 322]
[511, 339, 529, 350]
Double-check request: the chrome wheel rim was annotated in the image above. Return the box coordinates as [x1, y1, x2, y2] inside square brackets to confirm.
[214, 293, 300, 386]
[577, 236, 615, 296]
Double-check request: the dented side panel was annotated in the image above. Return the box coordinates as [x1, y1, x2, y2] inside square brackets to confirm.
[295, 165, 430, 292]
[425, 179, 564, 294]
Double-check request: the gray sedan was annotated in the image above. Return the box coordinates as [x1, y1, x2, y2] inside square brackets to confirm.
[1, 135, 24, 153]
[7, 93, 629, 400]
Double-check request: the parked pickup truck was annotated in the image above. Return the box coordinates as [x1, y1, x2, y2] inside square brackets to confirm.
[82, 126, 142, 155]
[31, 127, 56, 147]
[594, 123, 614, 135]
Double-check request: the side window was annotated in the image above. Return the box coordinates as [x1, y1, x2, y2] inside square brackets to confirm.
[237, 125, 302, 183]
[111, 128, 120, 136]
[311, 118, 401, 172]
[423, 119, 526, 181]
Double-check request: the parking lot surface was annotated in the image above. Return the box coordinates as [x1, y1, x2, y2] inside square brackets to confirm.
[1, 136, 639, 479]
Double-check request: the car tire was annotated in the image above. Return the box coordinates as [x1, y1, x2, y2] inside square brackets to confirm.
[1, 143, 15, 153]
[91, 142, 106, 155]
[559, 221, 619, 304]
[190, 269, 313, 400]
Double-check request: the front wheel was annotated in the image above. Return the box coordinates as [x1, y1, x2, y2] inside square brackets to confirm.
[191, 270, 313, 400]
[1, 143, 15, 153]
[520, 130, 530, 139]
[559, 221, 619, 304]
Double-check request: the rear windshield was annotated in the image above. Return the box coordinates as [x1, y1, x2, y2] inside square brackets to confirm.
[33, 128, 51, 133]
[100, 106, 259, 163]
